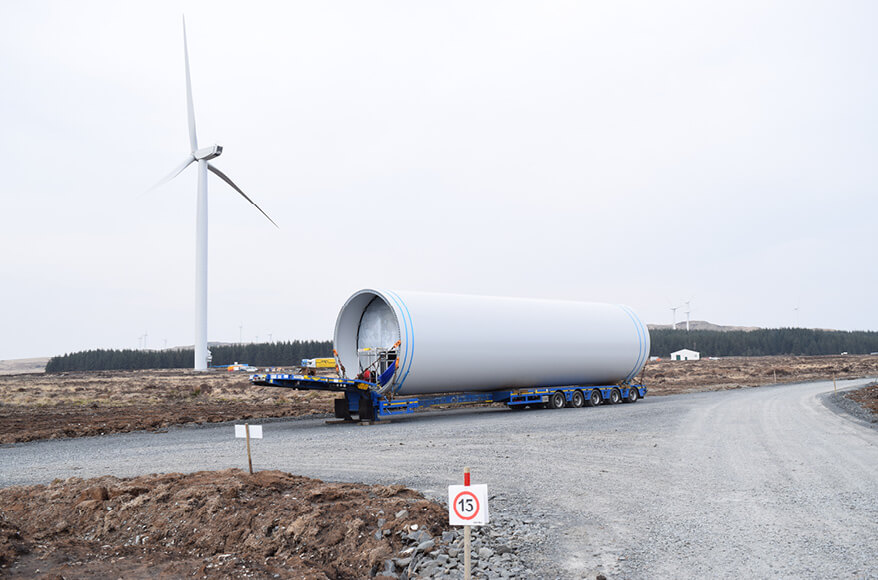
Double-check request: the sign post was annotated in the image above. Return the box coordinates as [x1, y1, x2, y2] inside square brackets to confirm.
[448, 467, 489, 580]
[464, 468, 471, 580]
[234, 424, 263, 474]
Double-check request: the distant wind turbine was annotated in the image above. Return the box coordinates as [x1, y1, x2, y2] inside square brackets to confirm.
[670, 306, 679, 330]
[149, 17, 278, 371]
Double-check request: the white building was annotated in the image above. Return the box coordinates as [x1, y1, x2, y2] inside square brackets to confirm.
[670, 348, 700, 361]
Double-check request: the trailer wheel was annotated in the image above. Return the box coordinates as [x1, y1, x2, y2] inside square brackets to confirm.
[625, 387, 639, 403]
[359, 392, 375, 420]
[609, 388, 622, 404]
[587, 389, 602, 407]
[334, 398, 352, 420]
[570, 390, 585, 408]
[548, 391, 566, 409]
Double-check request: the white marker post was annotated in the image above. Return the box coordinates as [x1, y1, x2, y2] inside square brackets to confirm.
[449, 467, 489, 580]
[234, 424, 263, 474]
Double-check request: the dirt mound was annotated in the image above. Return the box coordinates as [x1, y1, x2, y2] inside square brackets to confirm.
[846, 382, 878, 414]
[0, 469, 447, 579]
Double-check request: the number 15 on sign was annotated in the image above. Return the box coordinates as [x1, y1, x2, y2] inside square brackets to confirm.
[448, 484, 489, 526]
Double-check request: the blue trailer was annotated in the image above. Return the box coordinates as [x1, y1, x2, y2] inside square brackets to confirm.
[250, 373, 646, 422]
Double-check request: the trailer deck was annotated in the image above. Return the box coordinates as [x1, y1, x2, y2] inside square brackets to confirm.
[251, 373, 646, 422]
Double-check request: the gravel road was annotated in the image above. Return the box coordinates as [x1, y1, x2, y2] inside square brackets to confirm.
[2, 378, 876, 579]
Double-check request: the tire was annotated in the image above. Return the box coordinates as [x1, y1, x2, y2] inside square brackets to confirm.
[625, 386, 639, 403]
[359, 392, 375, 420]
[548, 391, 566, 409]
[570, 390, 585, 408]
[334, 398, 352, 420]
[609, 388, 622, 405]
[587, 389, 602, 407]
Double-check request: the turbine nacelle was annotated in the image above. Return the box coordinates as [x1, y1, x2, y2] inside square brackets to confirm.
[194, 144, 223, 160]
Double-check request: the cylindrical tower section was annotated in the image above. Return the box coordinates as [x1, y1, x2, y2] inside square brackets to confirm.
[333, 289, 650, 396]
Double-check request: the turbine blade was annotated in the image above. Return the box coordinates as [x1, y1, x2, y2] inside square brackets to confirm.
[183, 16, 198, 153]
[208, 163, 279, 228]
[145, 156, 195, 193]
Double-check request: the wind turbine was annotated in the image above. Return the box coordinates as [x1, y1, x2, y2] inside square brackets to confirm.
[670, 306, 679, 330]
[150, 17, 277, 370]
[684, 299, 692, 332]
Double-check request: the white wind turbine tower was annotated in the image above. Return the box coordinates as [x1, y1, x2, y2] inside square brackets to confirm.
[685, 300, 691, 332]
[150, 17, 277, 371]
[670, 306, 679, 330]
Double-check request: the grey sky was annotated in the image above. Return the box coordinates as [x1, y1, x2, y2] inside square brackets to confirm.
[1, 1, 876, 360]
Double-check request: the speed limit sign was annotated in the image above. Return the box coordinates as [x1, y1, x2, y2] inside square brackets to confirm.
[448, 484, 489, 526]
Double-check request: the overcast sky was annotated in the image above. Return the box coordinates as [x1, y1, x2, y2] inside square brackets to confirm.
[1, 1, 876, 360]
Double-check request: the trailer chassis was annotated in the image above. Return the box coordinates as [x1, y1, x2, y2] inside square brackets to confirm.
[250, 373, 646, 422]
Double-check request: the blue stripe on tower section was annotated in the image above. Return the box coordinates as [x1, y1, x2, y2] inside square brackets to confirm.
[620, 305, 646, 382]
[629, 305, 648, 381]
[633, 306, 649, 380]
[385, 290, 414, 394]
[381, 291, 409, 394]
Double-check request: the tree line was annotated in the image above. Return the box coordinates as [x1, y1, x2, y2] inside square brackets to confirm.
[650, 328, 878, 358]
[46, 340, 334, 373]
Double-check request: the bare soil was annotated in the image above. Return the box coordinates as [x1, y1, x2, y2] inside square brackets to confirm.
[642, 354, 878, 396]
[0, 469, 446, 579]
[846, 382, 878, 414]
[0, 369, 336, 444]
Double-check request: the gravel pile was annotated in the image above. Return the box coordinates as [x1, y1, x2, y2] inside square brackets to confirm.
[377, 495, 550, 579]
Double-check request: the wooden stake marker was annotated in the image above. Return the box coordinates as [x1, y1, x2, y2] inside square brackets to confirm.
[235, 423, 263, 474]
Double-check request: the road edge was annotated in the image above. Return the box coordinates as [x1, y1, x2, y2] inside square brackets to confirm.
[820, 379, 878, 431]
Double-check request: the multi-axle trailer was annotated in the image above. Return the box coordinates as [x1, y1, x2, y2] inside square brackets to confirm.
[250, 373, 646, 422]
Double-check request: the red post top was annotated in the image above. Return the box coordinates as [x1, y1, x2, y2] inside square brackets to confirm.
[464, 467, 471, 486]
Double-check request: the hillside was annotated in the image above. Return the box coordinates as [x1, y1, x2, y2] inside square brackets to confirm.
[0, 358, 49, 375]
[648, 320, 760, 332]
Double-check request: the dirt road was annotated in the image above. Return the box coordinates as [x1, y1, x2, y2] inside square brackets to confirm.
[2, 377, 875, 578]
[609, 379, 877, 578]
